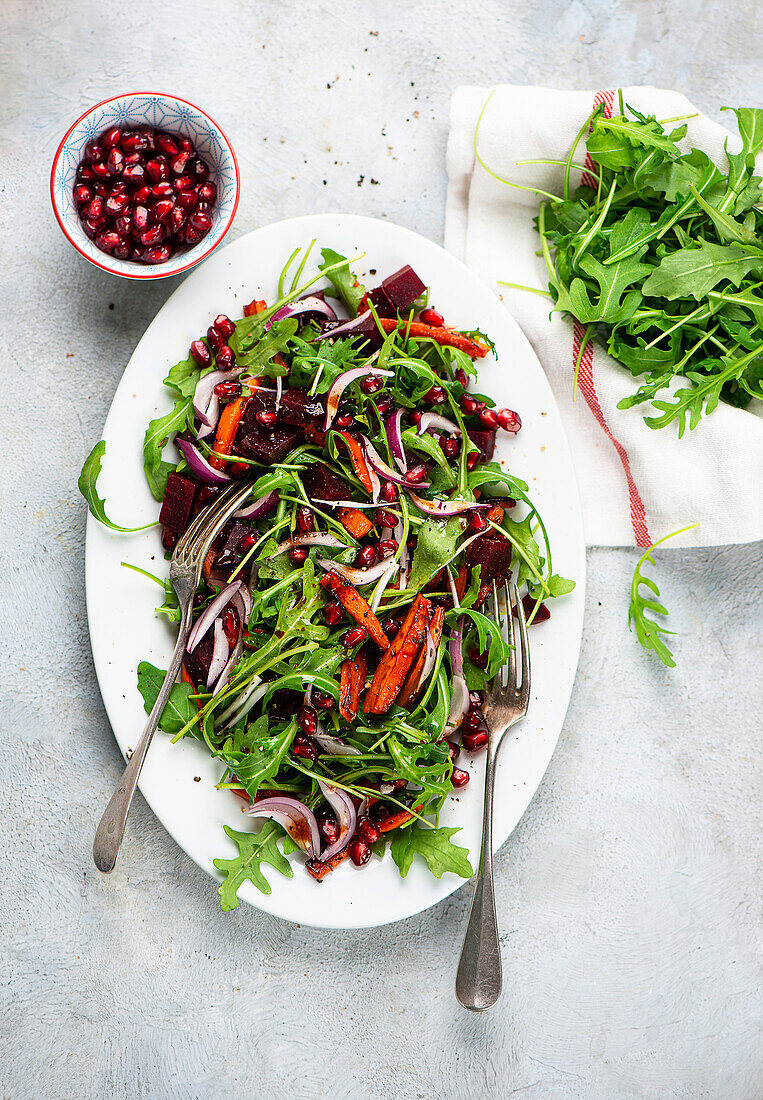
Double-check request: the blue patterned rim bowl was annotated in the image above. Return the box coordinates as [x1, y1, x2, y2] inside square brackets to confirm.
[50, 92, 240, 280]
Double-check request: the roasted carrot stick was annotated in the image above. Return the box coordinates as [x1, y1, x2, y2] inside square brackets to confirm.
[485, 505, 504, 524]
[323, 572, 390, 649]
[335, 431, 375, 494]
[338, 506, 373, 539]
[364, 594, 432, 714]
[377, 804, 424, 833]
[455, 564, 468, 601]
[397, 605, 444, 708]
[377, 318, 489, 359]
[306, 850, 349, 880]
[339, 648, 368, 723]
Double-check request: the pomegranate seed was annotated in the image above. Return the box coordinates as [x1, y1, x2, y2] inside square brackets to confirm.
[90, 161, 111, 179]
[360, 375, 383, 394]
[150, 182, 174, 199]
[357, 817, 380, 844]
[198, 181, 217, 204]
[377, 539, 398, 557]
[409, 410, 422, 425]
[73, 184, 92, 205]
[106, 148, 124, 175]
[151, 199, 175, 225]
[87, 195, 104, 220]
[141, 245, 172, 264]
[380, 481, 398, 503]
[296, 506, 315, 534]
[121, 130, 150, 152]
[464, 709, 483, 731]
[451, 768, 470, 789]
[297, 704, 318, 736]
[256, 409, 278, 428]
[405, 464, 427, 484]
[161, 528, 178, 551]
[420, 308, 443, 326]
[375, 508, 398, 528]
[171, 151, 191, 175]
[239, 532, 258, 552]
[113, 242, 131, 260]
[214, 314, 236, 338]
[320, 818, 340, 846]
[122, 163, 146, 184]
[190, 340, 212, 367]
[145, 157, 169, 182]
[104, 191, 128, 216]
[468, 647, 489, 670]
[375, 394, 394, 417]
[93, 182, 109, 197]
[188, 155, 209, 181]
[103, 127, 122, 149]
[173, 174, 195, 192]
[123, 152, 143, 166]
[424, 386, 446, 405]
[206, 326, 224, 352]
[334, 414, 354, 429]
[177, 190, 200, 211]
[76, 164, 95, 181]
[519, 594, 551, 623]
[441, 436, 459, 459]
[323, 601, 344, 626]
[289, 547, 309, 566]
[312, 690, 334, 710]
[455, 368, 468, 386]
[81, 219, 98, 239]
[94, 231, 125, 254]
[480, 407, 499, 429]
[446, 740, 460, 762]
[132, 185, 152, 203]
[85, 142, 105, 163]
[180, 136, 195, 153]
[115, 214, 133, 235]
[140, 224, 166, 247]
[292, 739, 318, 763]
[381, 617, 402, 638]
[469, 511, 488, 532]
[156, 133, 179, 157]
[215, 345, 235, 370]
[222, 605, 240, 645]
[133, 204, 151, 233]
[171, 207, 187, 235]
[496, 408, 522, 433]
[349, 838, 371, 866]
[343, 626, 368, 647]
[213, 380, 242, 400]
[466, 452, 479, 470]
[462, 729, 489, 752]
[460, 395, 479, 416]
[188, 209, 212, 233]
[469, 690, 484, 708]
[183, 226, 204, 246]
[355, 545, 376, 569]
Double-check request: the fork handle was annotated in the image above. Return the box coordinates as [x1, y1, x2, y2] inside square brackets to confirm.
[93, 599, 193, 873]
[455, 750, 502, 1010]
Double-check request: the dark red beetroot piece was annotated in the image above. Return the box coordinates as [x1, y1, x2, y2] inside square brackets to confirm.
[466, 531, 512, 584]
[278, 388, 325, 426]
[465, 428, 496, 463]
[184, 631, 214, 688]
[238, 426, 302, 464]
[159, 472, 197, 534]
[72, 126, 215, 266]
[301, 464, 348, 503]
[215, 522, 254, 568]
[368, 265, 427, 316]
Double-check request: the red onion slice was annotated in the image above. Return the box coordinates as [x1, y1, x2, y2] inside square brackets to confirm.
[361, 436, 430, 490]
[193, 368, 243, 425]
[244, 797, 320, 858]
[234, 490, 280, 520]
[405, 619, 439, 698]
[218, 676, 267, 729]
[314, 499, 399, 513]
[213, 635, 243, 697]
[187, 579, 243, 653]
[445, 625, 469, 735]
[317, 780, 357, 862]
[323, 365, 394, 431]
[176, 438, 231, 485]
[312, 727, 363, 757]
[383, 409, 407, 472]
[265, 295, 338, 331]
[370, 557, 400, 611]
[417, 412, 461, 437]
[317, 556, 398, 586]
[408, 491, 488, 518]
[268, 533, 350, 559]
[207, 619, 230, 688]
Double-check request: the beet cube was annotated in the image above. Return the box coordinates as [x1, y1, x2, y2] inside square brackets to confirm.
[238, 425, 302, 463]
[301, 462, 348, 502]
[466, 532, 512, 583]
[368, 286, 395, 316]
[466, 428, 496, 462]
[279, 388, 325, 426]
[159, 472, 198, 534]
[379, 265, 427, 312]
[215, 521, 252, 568]
[184, 631, 214, 690]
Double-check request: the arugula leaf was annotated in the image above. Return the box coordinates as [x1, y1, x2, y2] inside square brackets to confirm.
[143, 397, 192, 501]
[628, 525, 698, 666]
[79, 441, 156, 532]
[164, 352, 202, 398]
[319, 248, 365, 316]
[231, 318, 297, 374]
[214, 822, 299, 909]
[390, 825, 473, 880]
[136, 661, 197, 735]
[407, 515, 466, 590]
[501, 513, 544, 588]
[222, 719, 297, 800]
[642, 241, 763, 301]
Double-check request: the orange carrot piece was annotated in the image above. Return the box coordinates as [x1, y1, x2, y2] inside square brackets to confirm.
[455, 565, 468, 601]
[365, 594, 432, 714]
[377, 803, 425, 833]
[323, 572, 390, 650]
[339, 649, 368, 723]
[336, 431, 374, 493]
[377, 317, 489, 359]
[397, 605, 444, 708]
[485, 505, 504, 524]
[244, 298, 267, 317]
[209, 300, 272, 470]
[338, 506, 373, 539]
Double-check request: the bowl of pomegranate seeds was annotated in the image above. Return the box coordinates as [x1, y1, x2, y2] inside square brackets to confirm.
[50, 92, 239, 279]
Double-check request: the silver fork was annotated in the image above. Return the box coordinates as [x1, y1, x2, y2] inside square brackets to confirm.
[92, 479, 255, 874]
[456, 580, 530, 1011]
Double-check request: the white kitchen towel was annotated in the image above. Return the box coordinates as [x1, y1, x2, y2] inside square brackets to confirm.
[446, 85, 763, 547]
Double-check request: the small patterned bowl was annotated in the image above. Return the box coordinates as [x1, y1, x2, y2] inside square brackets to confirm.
[50, 92, 240, 280]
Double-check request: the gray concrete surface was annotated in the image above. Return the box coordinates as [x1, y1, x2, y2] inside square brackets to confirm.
[1, 2, 761, 1098]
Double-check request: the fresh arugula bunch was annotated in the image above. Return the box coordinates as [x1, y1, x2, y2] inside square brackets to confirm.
[522, 96, 763, 432]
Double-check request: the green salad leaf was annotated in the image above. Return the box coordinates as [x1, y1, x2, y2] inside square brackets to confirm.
[390, 825, 473, 880]
[214, 822, 299, 909]
[143, 396, 192, 501]
[79, 441, 156, 532]
[319, 248, 366, 316]
[136, 661, 197, 734]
